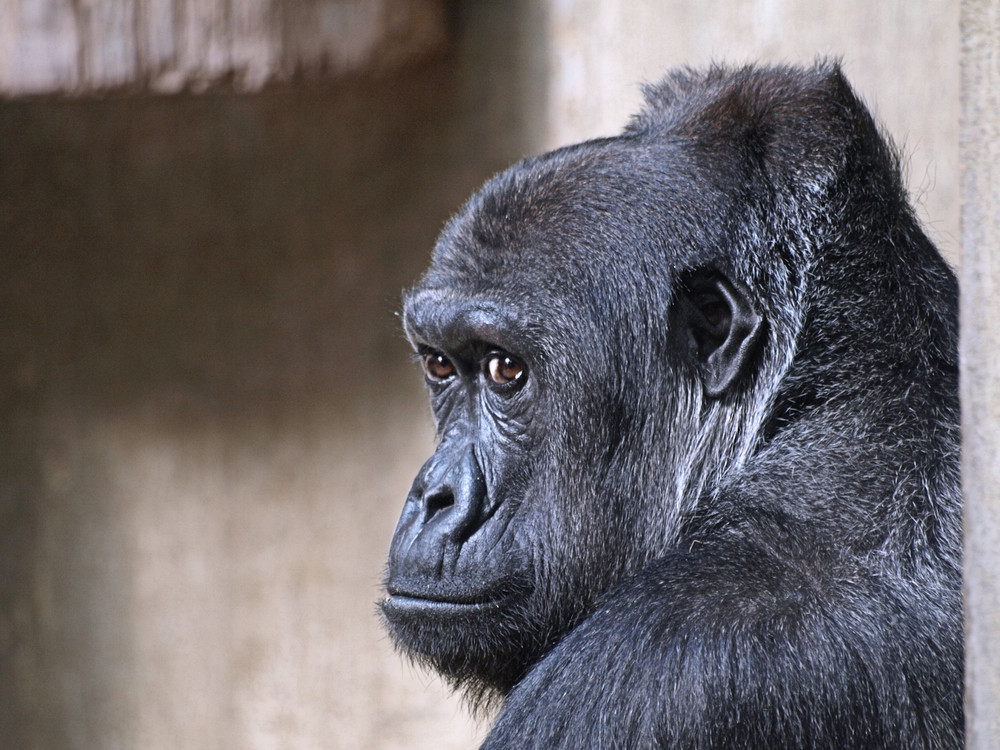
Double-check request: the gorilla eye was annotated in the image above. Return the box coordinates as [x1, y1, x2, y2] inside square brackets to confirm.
[486, 352, 525, 388]
[423, 351, 455, 382]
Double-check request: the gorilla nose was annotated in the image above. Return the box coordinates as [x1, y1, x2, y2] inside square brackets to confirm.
[424, 484, 454, 520]
[416, 446, 486, 541]
[388, 445, 489, 580]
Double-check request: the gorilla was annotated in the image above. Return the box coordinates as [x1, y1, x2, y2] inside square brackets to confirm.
[380, 62, 962, 748]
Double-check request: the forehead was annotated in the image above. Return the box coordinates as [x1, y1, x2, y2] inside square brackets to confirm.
[421, 140, 696, 290]
[403, 136, 723, 352]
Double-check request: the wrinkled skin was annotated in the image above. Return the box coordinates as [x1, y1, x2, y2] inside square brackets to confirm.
[380, 62, 962, 749]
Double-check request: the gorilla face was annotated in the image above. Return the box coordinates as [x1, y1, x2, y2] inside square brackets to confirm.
[381, 142, 767, 692]
[383, 285, 548, 689]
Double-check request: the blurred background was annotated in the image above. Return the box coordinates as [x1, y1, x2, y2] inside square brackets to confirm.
[0, 1, 960, 748]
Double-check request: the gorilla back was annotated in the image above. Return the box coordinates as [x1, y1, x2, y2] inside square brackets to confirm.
[380, 62, 962, 749]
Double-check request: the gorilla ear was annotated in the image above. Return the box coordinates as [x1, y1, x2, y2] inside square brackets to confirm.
[678, 271, 764, 398]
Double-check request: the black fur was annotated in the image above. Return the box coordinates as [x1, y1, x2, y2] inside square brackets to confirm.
[381, 62, 962, 748]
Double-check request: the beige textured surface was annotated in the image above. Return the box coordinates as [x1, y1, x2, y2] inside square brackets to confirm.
[961, 0, 1000, 745]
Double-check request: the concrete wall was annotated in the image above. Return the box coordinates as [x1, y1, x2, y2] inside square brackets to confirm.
[0, 1, 963, 748]
[961, 1, 1000, 745]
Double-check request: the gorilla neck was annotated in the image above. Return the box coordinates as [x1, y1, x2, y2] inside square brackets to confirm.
[726, 349, 960, 560]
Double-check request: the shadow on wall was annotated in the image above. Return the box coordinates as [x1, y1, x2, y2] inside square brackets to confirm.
[0, 6, 541, 746]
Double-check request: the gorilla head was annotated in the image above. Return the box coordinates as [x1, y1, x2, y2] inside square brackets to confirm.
[380, 62, 961, 747]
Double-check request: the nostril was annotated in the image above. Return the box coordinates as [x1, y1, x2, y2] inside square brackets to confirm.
[424, 488, 454, 521]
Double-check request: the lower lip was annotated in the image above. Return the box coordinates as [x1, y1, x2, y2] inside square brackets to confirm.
[382, 593, 504, 617]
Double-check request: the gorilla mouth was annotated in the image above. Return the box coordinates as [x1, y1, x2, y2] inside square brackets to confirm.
[383, 581, 515, 609]
[381, 591, 509, 626]
[382, 575, 532, 620]
[383, 591, 504, 613]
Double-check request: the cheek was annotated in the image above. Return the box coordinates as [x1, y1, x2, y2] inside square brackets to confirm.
[474, 387, 543, 485]
[473, 431, 534, 507]
[480, 398, 532, 447]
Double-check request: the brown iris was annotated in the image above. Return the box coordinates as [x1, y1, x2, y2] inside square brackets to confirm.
[486, 353, 524, 386]
[423, 352, 454, 382]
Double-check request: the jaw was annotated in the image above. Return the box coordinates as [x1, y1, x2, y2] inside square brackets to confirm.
[380, 575, 541, 695]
